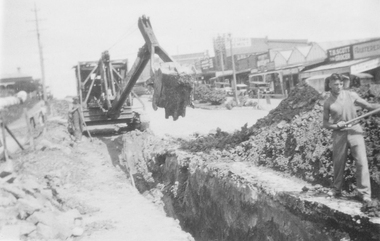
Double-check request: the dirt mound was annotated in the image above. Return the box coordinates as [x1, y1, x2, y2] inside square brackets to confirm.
[255, 82, 322, 127]
[179, 82, 322, 152]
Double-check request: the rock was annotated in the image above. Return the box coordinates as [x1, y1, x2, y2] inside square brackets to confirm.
[17, 196, 44, 214]
[30, 210, 73, 240]
[40, 189, 53, 200]
[276, 120, 287, 129]
[0, 206, 18, 224]
[301, 186, 309, 192]
[27, 210, 56, 225]
[19, 220, 36, 235]
[72, 226, 84, 236]
[21, 177, 42, 193]
[37, 223, 55, 239]
[0, 190, 17, 206]
[2, 183, 25, 199]
[36, 139, 54, 150]
[62, 209, 81, 220]
[0, 224, 19, 241]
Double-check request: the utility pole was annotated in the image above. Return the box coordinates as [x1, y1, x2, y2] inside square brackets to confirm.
[216, 35, 225, 82]
[229, 34, 239, 105]
[32, 3, 47, 103]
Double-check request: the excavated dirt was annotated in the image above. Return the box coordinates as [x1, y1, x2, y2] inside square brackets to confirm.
[179, 83, 380, 203]
[120, 130, 380, 241]
[120, 82, 380, 240]
[152, 64, 194, 121]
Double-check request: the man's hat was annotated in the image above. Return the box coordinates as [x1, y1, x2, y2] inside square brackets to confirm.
[72, 96, 79, 103]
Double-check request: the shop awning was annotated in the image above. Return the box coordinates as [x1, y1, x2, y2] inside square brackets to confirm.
[249, 70, 282, 77]
[215, 70, 233, 78]
[236, 69, 251, 74]
[303, 59, 368, 73]
[350, 57, 380, 74]
[351, 73, 373, 79]
[305, 74, 331, 81]
[300, 58, 370, 79]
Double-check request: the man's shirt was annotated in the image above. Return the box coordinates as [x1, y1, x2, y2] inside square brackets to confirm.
[324, 90, 360, 124]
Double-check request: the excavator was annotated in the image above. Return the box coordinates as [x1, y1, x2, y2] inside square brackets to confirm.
[74, 16, 194, 130]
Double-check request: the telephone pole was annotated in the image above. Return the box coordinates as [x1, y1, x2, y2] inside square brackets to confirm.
[32, 3, 47, 102]
[229, 34, 239, 105]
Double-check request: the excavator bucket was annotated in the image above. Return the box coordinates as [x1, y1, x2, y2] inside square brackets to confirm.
[106, 16, 195, 121]
[152, 63, 194, 120]
[138, 16, 195, 121]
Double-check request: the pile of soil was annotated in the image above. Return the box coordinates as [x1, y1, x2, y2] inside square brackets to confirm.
[179, 82, 380, 216]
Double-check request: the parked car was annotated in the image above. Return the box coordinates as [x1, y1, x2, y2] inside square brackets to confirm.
[248, 81, 271, 97]
[236, 84, 248, 96]
[215, 82, 232, 95]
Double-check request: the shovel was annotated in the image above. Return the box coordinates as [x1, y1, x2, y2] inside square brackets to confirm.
[345, 108, 380, 127]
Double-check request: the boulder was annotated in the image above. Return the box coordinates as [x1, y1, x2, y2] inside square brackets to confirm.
[2, 183, 25, 199]
[36, 223, 55, 240]
[19, 220, 36, 235]
[0, 224, 19, 241]
[17, 196, 44, 215]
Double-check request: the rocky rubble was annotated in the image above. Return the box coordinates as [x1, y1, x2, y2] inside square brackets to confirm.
[0, 115, 87, 240]
[0, 171, 84, 240]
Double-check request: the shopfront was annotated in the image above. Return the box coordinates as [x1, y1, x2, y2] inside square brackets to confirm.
[301, 39, 380, 88]
[351, 40, 380, 83]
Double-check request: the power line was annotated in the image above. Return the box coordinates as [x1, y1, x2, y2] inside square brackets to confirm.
[107, 26, 139, 51]
[30, 3, 47, 102]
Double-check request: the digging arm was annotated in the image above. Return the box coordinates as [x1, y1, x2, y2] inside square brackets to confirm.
[107, 46, 151, 119]
[107, 16, 181, 119]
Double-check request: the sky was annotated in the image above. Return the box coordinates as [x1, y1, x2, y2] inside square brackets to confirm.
[1, 0, 380, 98]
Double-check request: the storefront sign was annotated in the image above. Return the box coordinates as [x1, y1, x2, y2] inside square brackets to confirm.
[350, 58, 380, 74]
[201, 58, 214, 71]
[266, 61, 275, 71]
[327, 46, 352, 62]
[225, 37, 251, 50]
[353, 40, 380, 59]
[257, 53, 270, 70]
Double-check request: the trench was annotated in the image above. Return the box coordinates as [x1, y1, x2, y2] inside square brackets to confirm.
[106, 131, 380, 241]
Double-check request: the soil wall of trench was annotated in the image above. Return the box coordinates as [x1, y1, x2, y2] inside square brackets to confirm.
[121, 131, 380, 241]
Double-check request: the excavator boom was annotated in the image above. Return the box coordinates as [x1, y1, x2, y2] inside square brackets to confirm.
[108, 15, 194, 120]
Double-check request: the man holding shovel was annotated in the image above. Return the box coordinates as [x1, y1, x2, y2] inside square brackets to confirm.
[323, 73, 380, 202]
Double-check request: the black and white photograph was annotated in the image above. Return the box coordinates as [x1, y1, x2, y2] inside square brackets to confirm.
[1, 0, 380, 240]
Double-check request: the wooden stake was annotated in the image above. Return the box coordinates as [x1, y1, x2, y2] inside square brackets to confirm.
[1, 117, 8, 162]
[5, 125, 24, 150]
[24, 109, 35, 150]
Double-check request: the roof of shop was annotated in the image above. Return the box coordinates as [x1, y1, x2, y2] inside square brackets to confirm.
[302, 58, 369, 73]
[296, 46, 312, 57]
